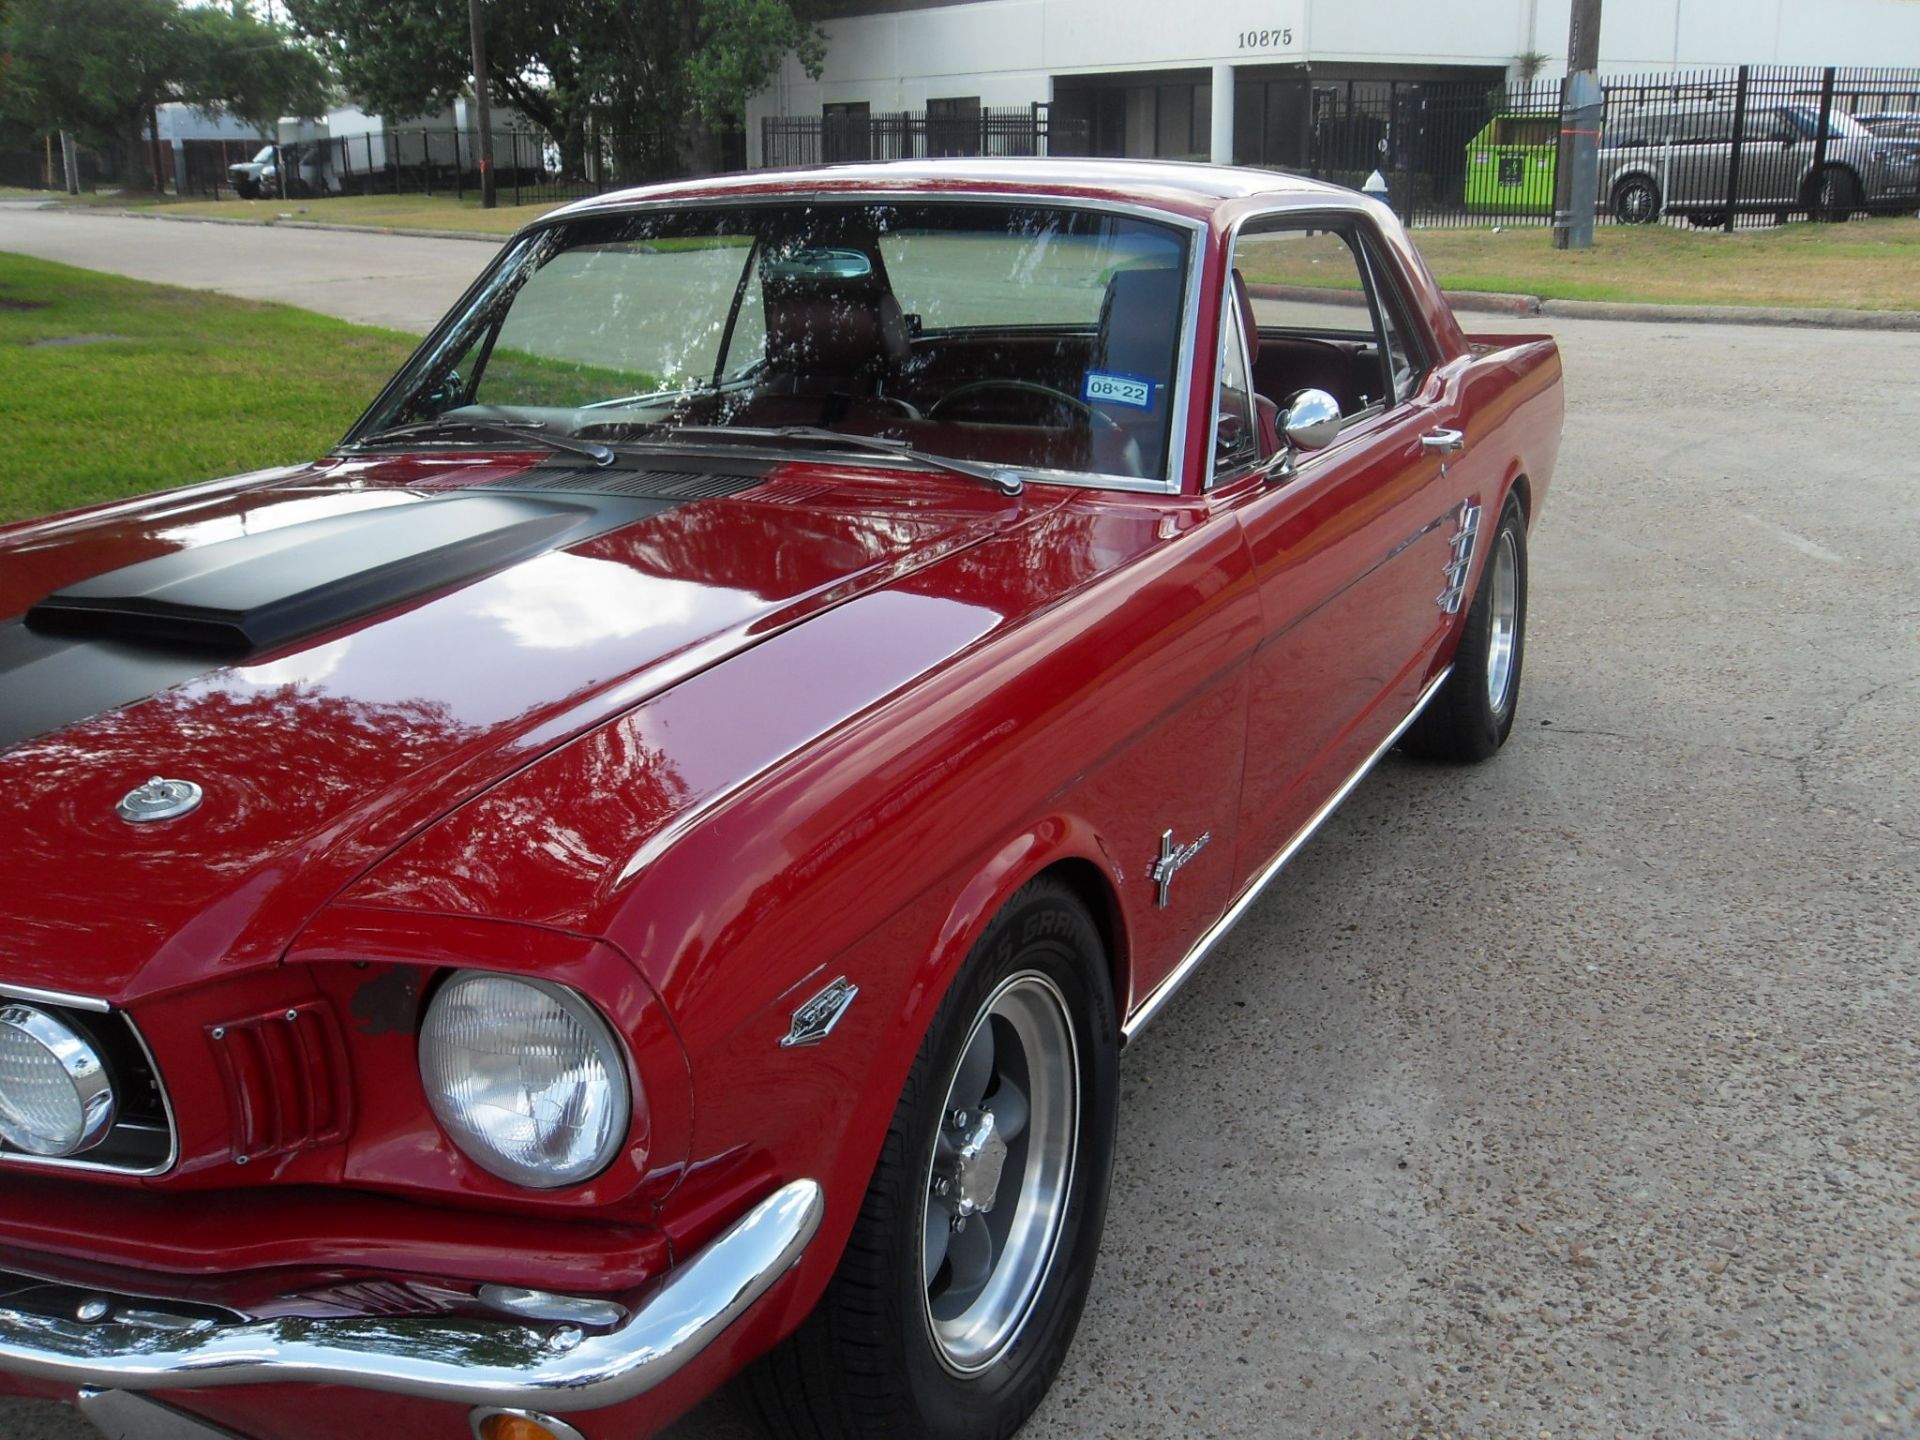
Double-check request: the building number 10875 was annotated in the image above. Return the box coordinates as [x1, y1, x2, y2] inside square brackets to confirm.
[1237, 27, 1294, 48]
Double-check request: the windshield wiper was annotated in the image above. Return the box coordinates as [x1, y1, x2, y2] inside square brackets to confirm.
[615, 424, 1023, 497]
[349, 417, 617, 468]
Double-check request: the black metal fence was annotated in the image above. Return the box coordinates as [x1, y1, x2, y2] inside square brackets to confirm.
[762, 105, 1084, 167]
[1257, 64, 1920, 228]
[757, 65, 1920, 230]
[208, 129, 605, 205]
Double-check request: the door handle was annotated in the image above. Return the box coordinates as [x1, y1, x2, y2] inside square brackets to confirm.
[1421, 429, 1466, 454]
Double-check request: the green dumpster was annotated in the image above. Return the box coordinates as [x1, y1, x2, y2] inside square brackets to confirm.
[1464, 113, 1559, 215]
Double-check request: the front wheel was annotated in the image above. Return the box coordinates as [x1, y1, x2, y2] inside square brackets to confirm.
[1611, 175, 1661, 224]
[1811, 166, 1859, 223]
[1402, 492, 1529, 763]
[747, 878, 1118, 1440]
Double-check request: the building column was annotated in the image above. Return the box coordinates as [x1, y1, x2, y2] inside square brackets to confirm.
[1210, 61, 1235, 165]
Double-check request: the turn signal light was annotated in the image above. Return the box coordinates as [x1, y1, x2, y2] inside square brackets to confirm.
[472, 1411, 586, 1440]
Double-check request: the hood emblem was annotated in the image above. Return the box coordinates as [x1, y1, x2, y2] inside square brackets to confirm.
[781, 976, 859, 1048]
[116, 776, 203, 824]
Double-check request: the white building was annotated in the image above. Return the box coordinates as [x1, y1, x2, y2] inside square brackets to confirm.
[747, 0, 1920, 165]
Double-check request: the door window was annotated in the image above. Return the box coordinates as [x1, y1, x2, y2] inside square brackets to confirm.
[1228, 222, 1401, 428]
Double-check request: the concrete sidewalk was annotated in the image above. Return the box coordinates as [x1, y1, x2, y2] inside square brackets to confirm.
[0, 203, 497, 333]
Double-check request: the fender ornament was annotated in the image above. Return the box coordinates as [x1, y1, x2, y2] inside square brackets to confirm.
[1149, 828, 1211, 908]
[781, 976, 859, 1048]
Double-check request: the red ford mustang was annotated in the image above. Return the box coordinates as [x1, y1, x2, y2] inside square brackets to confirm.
[0, 160, 1560, 1440]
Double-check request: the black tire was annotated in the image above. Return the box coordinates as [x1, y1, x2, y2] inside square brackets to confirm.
[1611, 175, 1661, 224]
[746, 877, 1119, 1440]
[1402, 493, 1528, 764]
[1810, 165, 1860, 223]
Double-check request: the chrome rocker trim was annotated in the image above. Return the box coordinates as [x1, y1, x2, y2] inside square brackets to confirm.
[0, 1179, 823, 1415]
[1122, 666, 1452, 1043]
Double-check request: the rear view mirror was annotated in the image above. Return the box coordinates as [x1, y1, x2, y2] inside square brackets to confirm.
[765, 247, 874, 283]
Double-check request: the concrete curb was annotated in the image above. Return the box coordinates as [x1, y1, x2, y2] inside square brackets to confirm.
[74, 206, 512, 244]
[1534, 298, 1920, 331]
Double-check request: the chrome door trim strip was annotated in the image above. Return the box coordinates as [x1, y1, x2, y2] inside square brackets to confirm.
[1121, 664, 1452, 1044]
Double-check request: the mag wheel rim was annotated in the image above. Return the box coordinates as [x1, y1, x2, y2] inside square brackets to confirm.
[920, 971, 1079, 1375]
[1486, 528, 1519, 713]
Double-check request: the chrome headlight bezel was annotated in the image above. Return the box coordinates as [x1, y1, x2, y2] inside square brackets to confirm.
[0, 1003, 118, 1158]
[417, 971, 634, 1191]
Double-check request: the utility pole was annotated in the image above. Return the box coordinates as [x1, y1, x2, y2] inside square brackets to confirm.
[1551, 0, 1603, 249]
[60, 130, 81, 195]
[467, 0, 497, 209]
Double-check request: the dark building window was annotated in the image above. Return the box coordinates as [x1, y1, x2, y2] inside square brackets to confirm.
[927, 96, 982, 155]
[823, 102, 872, 162]
[1052, 78, 1211, 160]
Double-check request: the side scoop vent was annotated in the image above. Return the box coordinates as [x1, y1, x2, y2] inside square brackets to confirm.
[26, 492, 656, 655]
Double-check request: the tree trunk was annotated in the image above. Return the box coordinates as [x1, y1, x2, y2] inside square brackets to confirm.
[123, 113, 159, 192]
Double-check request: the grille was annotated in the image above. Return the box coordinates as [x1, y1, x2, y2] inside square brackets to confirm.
[208, 1001, 352, 1165]
[0, 992, 174, 1176]
[750, 479, 837, 505]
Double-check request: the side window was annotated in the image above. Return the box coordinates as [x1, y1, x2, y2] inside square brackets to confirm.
[1214, 295, 1259, 472]
[1228, 221, 1397, 422]
[1359, 241, 1429, 405]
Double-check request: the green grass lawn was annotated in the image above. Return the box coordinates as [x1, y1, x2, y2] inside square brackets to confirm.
[0, 253, 417, 523]
[1289, 217, 1920, 311]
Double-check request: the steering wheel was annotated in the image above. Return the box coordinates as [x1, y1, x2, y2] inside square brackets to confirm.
[928, 379, 1120, 436]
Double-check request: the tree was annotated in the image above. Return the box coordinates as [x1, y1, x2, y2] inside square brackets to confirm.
[0, 0, 329, 190]
[286, 0, 822, 182]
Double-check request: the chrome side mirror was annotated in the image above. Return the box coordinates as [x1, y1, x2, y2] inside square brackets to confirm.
[1282, 389, 1343, 453]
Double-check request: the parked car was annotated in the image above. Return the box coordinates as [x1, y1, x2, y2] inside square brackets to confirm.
[225, 143, 277, 198]
[1854, 111, 1920, 146]
[0, 159, 1562, 1440]
[1600, 101, 1920, 222]
[225, 142, 340, 200]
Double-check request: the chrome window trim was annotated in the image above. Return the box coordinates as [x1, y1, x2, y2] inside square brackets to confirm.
[0, 994, 179, 1178]
[350, 191, 1207, 498]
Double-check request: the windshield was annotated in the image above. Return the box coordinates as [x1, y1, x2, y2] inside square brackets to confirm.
[252, 146, 275, 165]
[353, 200, 1195, 485]
[1787, 106, 1871, 140]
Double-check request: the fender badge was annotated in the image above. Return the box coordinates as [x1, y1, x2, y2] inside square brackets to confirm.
[781, 976, 859, 1048]
[1149, 828, 1211, 908]
[117, 776, 203, 824]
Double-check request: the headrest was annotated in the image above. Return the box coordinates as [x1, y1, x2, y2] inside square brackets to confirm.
[1230, 267, 1261, 363]
[764, 288, 910, 378]
[1095, 267, 1184, 389]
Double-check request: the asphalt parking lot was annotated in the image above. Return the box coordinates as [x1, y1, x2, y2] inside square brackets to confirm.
[1, 218, 1914, 1439]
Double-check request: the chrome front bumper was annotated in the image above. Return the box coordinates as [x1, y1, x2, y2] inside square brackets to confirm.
[0, 1179, 822, 1415]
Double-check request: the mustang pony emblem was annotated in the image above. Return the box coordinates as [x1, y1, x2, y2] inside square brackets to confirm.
[1149, 828, 1212, 908]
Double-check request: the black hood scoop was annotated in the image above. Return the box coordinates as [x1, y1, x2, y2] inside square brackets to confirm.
[26, 491, 664, 655]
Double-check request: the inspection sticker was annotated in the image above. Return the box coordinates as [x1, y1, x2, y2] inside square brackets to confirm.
[1083, 371, 1156, 410]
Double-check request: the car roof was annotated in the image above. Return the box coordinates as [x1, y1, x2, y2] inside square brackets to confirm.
[548, 158, 1360, 226]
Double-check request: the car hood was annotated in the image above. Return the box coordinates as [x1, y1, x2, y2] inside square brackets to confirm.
[0, 451, 1030, 1002]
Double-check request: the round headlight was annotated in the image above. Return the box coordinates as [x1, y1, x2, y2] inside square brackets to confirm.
[0, 1005, 117, 1158]
[419, 973, 631, 1189]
